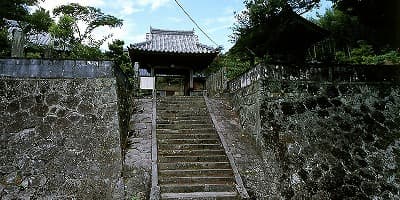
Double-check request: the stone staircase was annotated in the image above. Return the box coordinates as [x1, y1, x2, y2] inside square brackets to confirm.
[156, 96, 239, 200]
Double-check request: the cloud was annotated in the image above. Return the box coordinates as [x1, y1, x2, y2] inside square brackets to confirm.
[110, 0, 170, 17]
[39, 0, 105, 13]
[223, 6, 235, 15]
[168, 17, 185, 23]
[117, 1, 143, 15]
[135, 0, 170, 11]
[204, 15, 235, 26]
[208, 24, 231, 34]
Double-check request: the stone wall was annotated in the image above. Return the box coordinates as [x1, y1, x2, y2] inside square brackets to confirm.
[225, 64, 400, 199]
[0, 59, 125, 199]
[115, 65, 135, 155]
[206, 67, 227, 97]
[230, 81, 263, 145]
[124, 98, 152, 200]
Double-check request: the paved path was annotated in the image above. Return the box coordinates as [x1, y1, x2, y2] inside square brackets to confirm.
[206, 97, 279, 199]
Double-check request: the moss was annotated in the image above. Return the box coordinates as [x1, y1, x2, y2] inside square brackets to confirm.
[305, 97, 317, 110]
[317, 96, 332, 109]
[326, 86, 339, 98]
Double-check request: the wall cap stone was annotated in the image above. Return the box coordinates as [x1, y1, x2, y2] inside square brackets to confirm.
[0, 59, 114, 78]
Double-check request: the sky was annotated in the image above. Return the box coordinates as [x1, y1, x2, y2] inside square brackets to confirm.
[38, 0, 332, 52]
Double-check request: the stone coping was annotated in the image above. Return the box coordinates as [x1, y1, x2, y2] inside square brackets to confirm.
[0, 59, 114, 78]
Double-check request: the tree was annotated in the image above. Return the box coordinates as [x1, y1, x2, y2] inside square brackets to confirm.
[309, 1, 400, 64]
[0, 0, 42, 27]
[233, 0, 321, 40]
[317, 9, 358, 48]
[330, 0, 400, 48]
[49, 15, 75, 52]
[106, 39, 135, 83]
[25, 8, 53, 34]
[106, 40, 132, 73]
[0, 0, 50, 57]
[53, 3, 123, 47]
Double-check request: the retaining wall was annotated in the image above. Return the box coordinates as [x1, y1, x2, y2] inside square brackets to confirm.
[210, 64, 400, 199]
[0, 59, 127, 199]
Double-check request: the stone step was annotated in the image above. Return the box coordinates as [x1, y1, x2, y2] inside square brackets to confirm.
[157, 104, 206, 109]
[157, 119, 212, 124]
[159, 155, 228, 163]
[157, 106, 207, 110]
[157, 108, 208, 116]
[158, 143, 223, 150]
[159, 162, 231, 170]
[157, 108, 208, 112]
[156, 127, 216, 135]
[160, 192, 238, 200]
[157, 112, 209, 118]
[156, 113, 209, 118]
[157, 115, 211, 121]
[161, 184, 236, 194]
[157, 128, 216, 134]
[159, 149, 226, 157]
[158, 97, 204, 100]
[156, 96, 240, 199]
[160, 169, 233, 177]
[157, 124, 214, 129]
[157, 133, 219, 140]
[158, 97, 204, 102]
[159, 176, 235, 185]
[158, 143, 224, 150]
[158, 138, 220, 145]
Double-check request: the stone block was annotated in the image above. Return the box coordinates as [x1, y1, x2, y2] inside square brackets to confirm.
[0, 77, 124, 199]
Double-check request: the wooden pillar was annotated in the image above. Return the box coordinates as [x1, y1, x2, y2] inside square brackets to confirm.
[151, 67, 155, 94]
[189, 69, 194, 89]
[150, 67, 155, 77]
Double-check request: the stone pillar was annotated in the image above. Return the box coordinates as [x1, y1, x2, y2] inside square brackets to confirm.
[11, 29, 24, 58]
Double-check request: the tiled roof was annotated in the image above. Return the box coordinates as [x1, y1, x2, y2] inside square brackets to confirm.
[130, 28, 218, 54]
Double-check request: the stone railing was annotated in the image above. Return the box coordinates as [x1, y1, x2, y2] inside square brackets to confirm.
[206, 67, 228, 96]
[227, 63, 400, 93]
[227, 65, 266, 92]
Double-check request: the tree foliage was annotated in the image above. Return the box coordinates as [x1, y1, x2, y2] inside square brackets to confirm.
[106, 39, 135, 83]
[311, 0, 400, 64]
[53, 3, 123, 46]
[0, 0, 52, 57]
[317, 9, 358, 48]
[49, 15, 75, 51]
[208, 52, 252, 80]
[70, 43, 104, 60]
[106, 40, 132, 73]
[25, 8, 53, 34]
[0, 1, 124, 60]
[331, 0, 400, 48]
[233, 0, 321, 41]
[0, 0, 42, 27]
